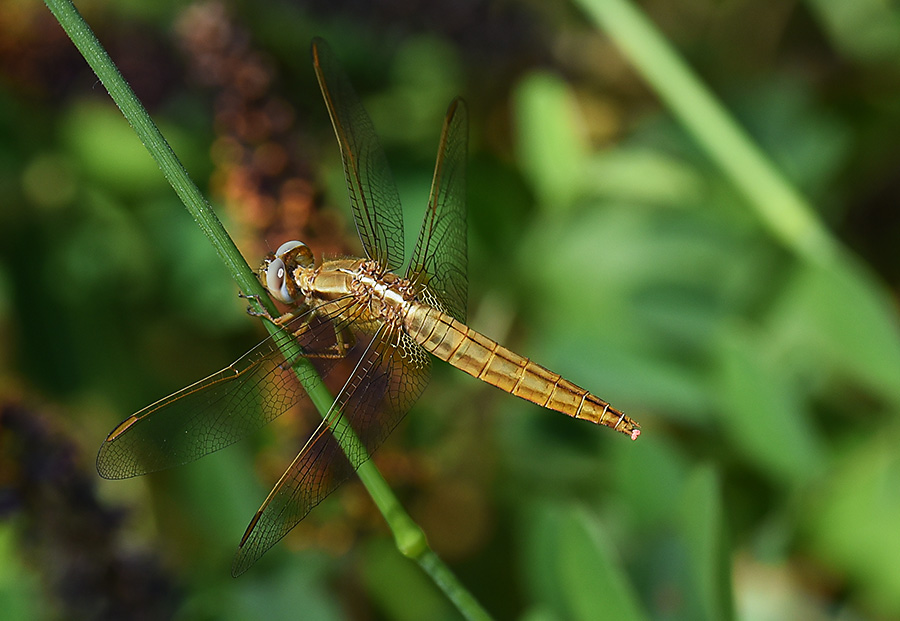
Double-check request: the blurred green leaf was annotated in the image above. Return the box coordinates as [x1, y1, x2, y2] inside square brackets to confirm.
[361, 538, 457, 621]
[584, 147, 706, 207]
[518, 199, 757, 425]
[175, 447, 264, 560]
[679, 465, 734, 621]
[577, 0, 840, 266]
[61, 101, 168, 196]
[369, 36, 463, 150]
[0, 525, 44, 620]
[807, 0, 900, 61]
[730, 77, 851, 197]
[140, 200, 249, 332]
[21, 152, 78, 209]
[805, 427, 900, 616]
[60, 100, 205, 200]
[558, 509, 645, 621]
[608, 434, 689, 530]
[521, 503, 645, 621]
[714, 324, 826, 484]
[519, 606, 563, 621]
[769, 257, 900, 405]
[514, 73, 589, 213]
[181, 551, 342, 621]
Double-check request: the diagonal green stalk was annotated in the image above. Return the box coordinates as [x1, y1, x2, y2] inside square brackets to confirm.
[43, 1, 490, 618]
[575, 0, 841, 269]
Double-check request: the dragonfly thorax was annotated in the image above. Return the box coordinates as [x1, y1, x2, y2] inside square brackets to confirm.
[345, 261, 417, 330]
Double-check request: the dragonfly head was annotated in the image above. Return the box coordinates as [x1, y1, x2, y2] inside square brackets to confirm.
[261, 240, 314, 303]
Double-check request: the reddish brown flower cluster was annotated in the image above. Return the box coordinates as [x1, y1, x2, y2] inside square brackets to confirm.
[175, 2, 347, 264]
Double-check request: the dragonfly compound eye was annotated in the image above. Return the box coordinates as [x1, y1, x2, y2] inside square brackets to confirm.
[276, 240, 315, 269]
[275, 240, 304, 257]
[265, 257, 295, 303]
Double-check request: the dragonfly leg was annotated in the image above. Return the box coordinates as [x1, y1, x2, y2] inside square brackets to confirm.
[240, 293, 277, 321]
[331, 323, 355, 358]
[276, 317, 356, 370]
[239, 292, 308, 327]
[273, 310, 306, 326]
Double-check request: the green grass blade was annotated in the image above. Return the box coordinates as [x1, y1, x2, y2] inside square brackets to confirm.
[575, 0, 840, 268]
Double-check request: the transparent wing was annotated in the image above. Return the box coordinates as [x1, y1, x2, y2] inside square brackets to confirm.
[312, 37, 405, 272]
[96, 299, 365, 480]
[407, 98, 468, 322]
[231, 325, 431, 576]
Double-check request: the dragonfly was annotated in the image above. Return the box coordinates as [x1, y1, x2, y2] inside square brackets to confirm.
[97, 37, 640, 577]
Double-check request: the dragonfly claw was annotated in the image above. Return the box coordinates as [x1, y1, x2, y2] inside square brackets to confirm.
[240, 293, 277, 321]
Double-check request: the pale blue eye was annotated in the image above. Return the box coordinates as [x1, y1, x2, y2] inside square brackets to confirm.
[265, 257, 294, 303]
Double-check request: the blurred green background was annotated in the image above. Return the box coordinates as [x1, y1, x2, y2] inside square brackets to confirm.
[3, 0, 900, 619]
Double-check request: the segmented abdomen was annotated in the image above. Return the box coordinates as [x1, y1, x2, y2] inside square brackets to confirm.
[403, 304, 640, 439]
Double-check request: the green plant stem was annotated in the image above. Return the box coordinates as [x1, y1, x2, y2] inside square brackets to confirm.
[576, 0, 841, 269]
[44, 1, 490, 618]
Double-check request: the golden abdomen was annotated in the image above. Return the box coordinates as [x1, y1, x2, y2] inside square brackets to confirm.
[403, 304, 640, 439]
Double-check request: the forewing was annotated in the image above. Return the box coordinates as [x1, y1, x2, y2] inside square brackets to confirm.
[311, 38, 405, 271]
[231, 325, 431, 576]
[407, 98, 468, 322]
[96, 300, 362, 480]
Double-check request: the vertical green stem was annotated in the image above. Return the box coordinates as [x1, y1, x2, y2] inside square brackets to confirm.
[43, 1, 491, 618]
